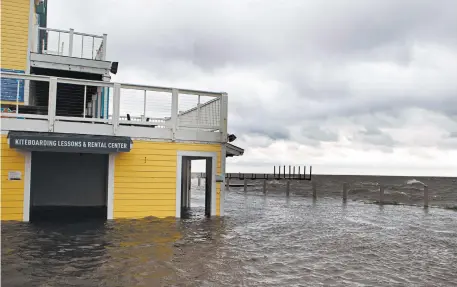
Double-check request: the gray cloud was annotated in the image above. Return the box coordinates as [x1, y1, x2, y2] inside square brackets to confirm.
[247, 127, 290, 141]
[353, 128, 397, 147]
[301, 126, 339, 144]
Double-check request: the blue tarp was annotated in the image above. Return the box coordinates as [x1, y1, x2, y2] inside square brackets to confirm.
[1, 69, 25, 102]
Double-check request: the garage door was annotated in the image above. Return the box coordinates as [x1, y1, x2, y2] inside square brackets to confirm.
[30, 152, 108, 220]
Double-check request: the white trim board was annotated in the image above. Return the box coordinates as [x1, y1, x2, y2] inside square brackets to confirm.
[2, 119, 224, 144]
[107, 154, 115, 220]
[30, 52, 112, 69]
[26, 0, 34, 75]
[220, 144, 227, 216]
[176, 151, 217, 218]
[25, 0, 35, 105]
[23, 151, 32, 222]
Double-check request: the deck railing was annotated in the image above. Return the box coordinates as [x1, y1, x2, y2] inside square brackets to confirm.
[33, 26, 107, 60]
[0, 72, 228, 141]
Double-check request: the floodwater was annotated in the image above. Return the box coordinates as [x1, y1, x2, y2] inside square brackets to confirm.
[2, 178, 457, 287]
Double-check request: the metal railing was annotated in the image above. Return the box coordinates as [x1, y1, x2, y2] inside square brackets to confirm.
[0, 72, 228, 139]
[33, 26, 107, 60]
[0, 74, 51, 120]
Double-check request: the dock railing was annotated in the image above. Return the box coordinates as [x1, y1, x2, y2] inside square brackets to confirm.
[33, 26, 107, 60]
[0, 72, 228, 141]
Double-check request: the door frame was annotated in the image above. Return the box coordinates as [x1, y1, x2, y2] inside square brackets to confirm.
[176, 151, 217, 218]
[23, 151, 32, 222]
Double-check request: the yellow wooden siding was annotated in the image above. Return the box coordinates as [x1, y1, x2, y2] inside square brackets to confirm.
[114, 141, 222, 219]
[1, 135, 25, 221]
[0, 0, 30, 71]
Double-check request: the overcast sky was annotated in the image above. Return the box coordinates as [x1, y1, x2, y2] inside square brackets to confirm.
[49, 0, 457, 176]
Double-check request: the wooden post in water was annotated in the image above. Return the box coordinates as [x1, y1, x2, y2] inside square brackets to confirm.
[312, 181, 317, 199]
[343, 183, 348, 202]
[298, 166, 301, 179]
[286, 180, 290, 196]
[244, 178, 247, 192]
[293, 166, 295, 179]
[263, 179, 267, 195]
[424, 185, 429, 208]
[198, 176, 201, 186]
[379, 184, 384, 205]
[226, 177, 230, 191]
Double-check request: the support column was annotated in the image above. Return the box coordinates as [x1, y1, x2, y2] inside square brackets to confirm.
[182, 157, 192, 209]
[220, 144, 227, 216]
[101, 74, 111, 119]
[205, 158, 212, 217]
[187, 159, 192, 208]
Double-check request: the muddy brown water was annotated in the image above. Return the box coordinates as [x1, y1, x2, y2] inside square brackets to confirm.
[2, 176, 457, 286]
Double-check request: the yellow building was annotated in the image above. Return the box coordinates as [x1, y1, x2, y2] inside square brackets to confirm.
[1, 0, 243, 221]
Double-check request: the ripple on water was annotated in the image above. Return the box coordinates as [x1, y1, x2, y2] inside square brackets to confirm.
[2, 193, 457, 286]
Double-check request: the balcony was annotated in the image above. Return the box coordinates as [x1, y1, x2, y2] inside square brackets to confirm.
[30, 27, 112, 76]
[0, 72, 228, 143]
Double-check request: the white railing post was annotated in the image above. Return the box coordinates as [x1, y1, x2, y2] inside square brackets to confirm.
[102, 34, 107, 60]
[48, 77, 58, 132]
[220, 93, 228, 142]
[171, 88, 179, 140]
[97, 89, 102, 119]
[112, 83, 121, 135]
[197, 95, 201, 127]
[33, 24, 39, 53]
[83, 86, 87, 118]
[57, 32, 61, 55]
[143, 90, 147, 121]
[16, 80, 20, 115]
[68, 28, 74, 57]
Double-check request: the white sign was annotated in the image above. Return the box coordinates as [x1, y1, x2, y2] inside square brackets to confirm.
[8, 171, 22, 181]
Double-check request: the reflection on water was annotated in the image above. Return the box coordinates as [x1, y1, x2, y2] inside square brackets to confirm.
[2, 186, 457, 286]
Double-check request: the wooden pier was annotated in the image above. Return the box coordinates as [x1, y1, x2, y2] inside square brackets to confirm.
[194, 169, 431, 209]
[196, 165, 313, 181]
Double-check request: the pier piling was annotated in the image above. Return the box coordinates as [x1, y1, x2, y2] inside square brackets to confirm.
[226, 177, 230, 191]
[312, 181, 317, 199]
[263, 179, 267, 195]
[379, 185, 385, 205]
[424, 185, 429, 208]
[286, 180, 290, 196]
[244, 178, 247, 192]
[198, 177, 201, 186]
[343, 183, 348, 202]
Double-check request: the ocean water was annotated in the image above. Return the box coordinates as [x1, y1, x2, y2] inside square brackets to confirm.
[2, 176, 457, 286]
